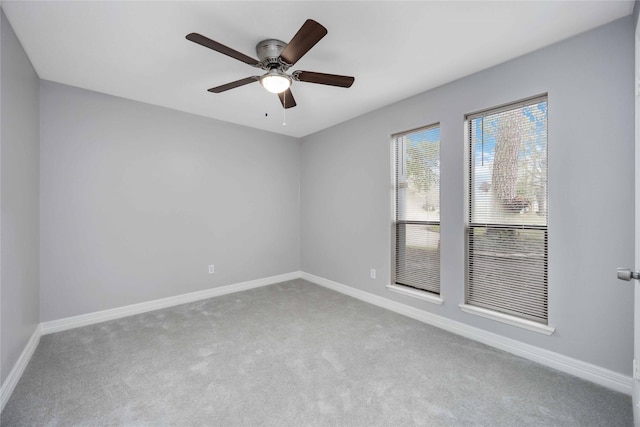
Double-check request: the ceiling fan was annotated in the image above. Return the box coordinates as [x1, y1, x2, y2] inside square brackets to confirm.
[186, 19, 354, 109]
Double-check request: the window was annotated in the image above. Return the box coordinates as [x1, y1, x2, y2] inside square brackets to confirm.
[465, 96, 548, 325]
[392, 124, 441, 296]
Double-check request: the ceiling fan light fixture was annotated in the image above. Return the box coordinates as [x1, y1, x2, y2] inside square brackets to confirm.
[260, 70, 291, 94]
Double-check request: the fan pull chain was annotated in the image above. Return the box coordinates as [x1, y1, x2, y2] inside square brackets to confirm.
[265, 88, 270, 119]
[282, 92, 287, 126]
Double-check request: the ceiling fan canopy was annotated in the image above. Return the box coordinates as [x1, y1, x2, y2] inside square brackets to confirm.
[186, 19, 355, 109]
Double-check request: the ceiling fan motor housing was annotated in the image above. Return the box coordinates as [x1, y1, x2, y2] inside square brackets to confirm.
[255, 39, 289, 70]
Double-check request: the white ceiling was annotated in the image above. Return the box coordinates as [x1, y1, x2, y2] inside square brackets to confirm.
[2, 1, 634, 138]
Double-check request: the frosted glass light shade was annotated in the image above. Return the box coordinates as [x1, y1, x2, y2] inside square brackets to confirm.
[260, 71, 291, 94]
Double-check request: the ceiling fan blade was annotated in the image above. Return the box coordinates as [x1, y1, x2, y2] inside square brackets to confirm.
[208, 76, 260, 93]
[277, 89, 297, 109]
[186, 33, 260, 66]
[293, 71, 354, 88]
[279, 20, 327, 66]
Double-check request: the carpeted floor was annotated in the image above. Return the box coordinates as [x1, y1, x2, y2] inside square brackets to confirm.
[1, 279, 633, 426]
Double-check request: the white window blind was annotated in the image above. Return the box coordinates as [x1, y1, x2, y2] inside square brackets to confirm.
[466, 96, 548, 324]
[393, 124, 440, 295]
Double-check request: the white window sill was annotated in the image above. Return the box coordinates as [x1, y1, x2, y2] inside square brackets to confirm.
[386, 284, 443, 305]
[459, 304, 555, 335]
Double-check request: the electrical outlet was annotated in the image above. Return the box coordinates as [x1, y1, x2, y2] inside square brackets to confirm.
[370, 269, 376, 279]
[208, 265, 215, 274]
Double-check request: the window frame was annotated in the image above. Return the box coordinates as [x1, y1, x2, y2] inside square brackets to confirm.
[390, 123, 443, 304]
[462, 95, 554, 334]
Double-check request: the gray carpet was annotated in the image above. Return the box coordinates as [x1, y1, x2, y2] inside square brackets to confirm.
[1, 279, 632, 426]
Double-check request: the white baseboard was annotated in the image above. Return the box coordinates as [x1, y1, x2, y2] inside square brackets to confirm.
[300, 272, 633, 395]
[41, 271, 302, 335]
[1, 325, 41, 412]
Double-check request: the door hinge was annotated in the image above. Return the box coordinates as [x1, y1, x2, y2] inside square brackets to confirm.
[634, 359, 640, 380]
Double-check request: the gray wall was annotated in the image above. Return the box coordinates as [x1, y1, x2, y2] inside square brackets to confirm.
[39, 81, 300, 321]
[1, 10, 40, 385]
[301, 17, 635, 375]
